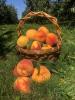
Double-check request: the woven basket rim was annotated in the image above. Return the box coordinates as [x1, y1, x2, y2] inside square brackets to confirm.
[16, 45, 60, 55]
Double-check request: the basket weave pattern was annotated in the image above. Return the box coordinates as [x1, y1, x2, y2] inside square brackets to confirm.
[16, 11, 62, 61]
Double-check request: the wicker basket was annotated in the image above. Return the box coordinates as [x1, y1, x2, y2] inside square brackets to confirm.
[16, 11, 62, 61]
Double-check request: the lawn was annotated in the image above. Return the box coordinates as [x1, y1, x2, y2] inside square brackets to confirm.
[0, 24, 75, 100]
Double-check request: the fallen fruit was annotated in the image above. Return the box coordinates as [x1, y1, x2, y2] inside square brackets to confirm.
[32, 65, 51, 83]
[13, 67, 19, 77]
[17, 35, 29, 47]
[13, 77, 31, 93]
[16, 59, 34, 77]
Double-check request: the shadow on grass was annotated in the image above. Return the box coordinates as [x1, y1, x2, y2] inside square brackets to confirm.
[0, 30, 15, 59]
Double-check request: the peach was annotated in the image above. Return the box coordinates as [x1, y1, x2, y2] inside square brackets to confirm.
[35, 31, 47, 42]
[41, 44, 52, 50]
[46, 33, 58, 46]
[32, 65, 51, 83]
[38, 26, 49, 35]
[13, 67, 19, 77]
[26, 29, 38, 40]
[15, 59, 34, 77]
[13, 77, 31, 93]
[17, 36, 29, 47]
[31, 41, 41, 50]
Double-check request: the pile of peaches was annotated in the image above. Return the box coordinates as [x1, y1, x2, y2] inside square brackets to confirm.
[13, 59, 52, 94]
[17, 26, 58, 51]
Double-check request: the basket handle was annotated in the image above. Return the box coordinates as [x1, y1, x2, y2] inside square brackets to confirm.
[17, 11, 62, 41]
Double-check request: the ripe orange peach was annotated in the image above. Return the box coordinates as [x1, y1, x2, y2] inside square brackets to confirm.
[31, 41, 41, 50]
[32, 65, 51, 83]
[13, 67, 19, 77]
[46, 33, 58, 46]
[35, 31, 47, 42]
[38, 26, 49, 35]
[13, 77, 31, 93]
[26, 29, 38, 40]
[17, 36, 29, 47]
[16, 59, 34, 77]
[41, 44, 52, 50]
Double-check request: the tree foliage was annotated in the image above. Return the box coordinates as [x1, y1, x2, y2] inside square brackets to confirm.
[0, 0, 18, 24]
[22, 0, 50, 16]
[23, 0, 75, 24]
[62, 0, 75, 20]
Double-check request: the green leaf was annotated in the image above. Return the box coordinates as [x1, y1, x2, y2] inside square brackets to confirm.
[27, 39, 34, 49]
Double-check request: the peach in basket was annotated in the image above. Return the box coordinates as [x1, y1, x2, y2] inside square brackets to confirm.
[41, 44, 53, 50]
[16, 11, 62, 61]
[26, 29, 38, 40]
[38, 26, 49, 35]
[46, 33, 58, 46]
[17, 35, 29, 48]
[31, 41, 41, 50]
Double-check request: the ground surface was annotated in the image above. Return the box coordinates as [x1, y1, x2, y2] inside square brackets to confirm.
[0, 24, 75, 100]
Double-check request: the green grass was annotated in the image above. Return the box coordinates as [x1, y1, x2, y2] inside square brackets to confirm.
[0, 24, 75, 100]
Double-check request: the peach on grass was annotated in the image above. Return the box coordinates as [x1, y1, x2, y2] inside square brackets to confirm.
[13, 59, 34, 77]
[46, 33, 58, 46]
[32, 65, 51, 83]
[31, 41, 41, 50]
[13, 67, 19, 77]
[13, 77, 31, 93]
[17, 35, 29, 47]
